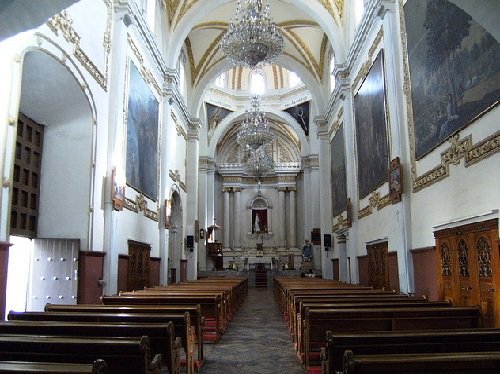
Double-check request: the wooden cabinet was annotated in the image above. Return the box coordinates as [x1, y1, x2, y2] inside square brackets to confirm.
[435, 219, 499, 327]
[367, 242, 389, 291]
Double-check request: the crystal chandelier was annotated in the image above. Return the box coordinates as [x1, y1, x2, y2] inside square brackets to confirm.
[221, 0, 284, 69]
[237, 96, 274, 151]
[244, 147, 275, 177]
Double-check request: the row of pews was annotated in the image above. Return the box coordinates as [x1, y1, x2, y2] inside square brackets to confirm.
[0, 276, 248, 374]
[274, 276, 500, 374]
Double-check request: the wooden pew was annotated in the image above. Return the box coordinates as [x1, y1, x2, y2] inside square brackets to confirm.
[342, 350, 500, 373]
[322, 328, 500, 374]
[294, 300, 450, 355]
[0, 335, 160, 374]
[303, 306, 481, 369]
[0, 360, 107, 373]
[0, 320, 179, 374]
[8, 311, 194, 374]
[102, 294, 223, 343]
[45, 303, 203, 364]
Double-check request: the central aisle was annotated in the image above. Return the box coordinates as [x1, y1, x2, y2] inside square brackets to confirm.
[199, 286, 305, 373]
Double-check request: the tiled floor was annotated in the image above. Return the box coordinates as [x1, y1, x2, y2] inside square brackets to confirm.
[199, 286, 305, 374]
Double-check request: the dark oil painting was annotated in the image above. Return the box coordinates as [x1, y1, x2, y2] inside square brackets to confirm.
[126, 62, 159, 200]
[284, 101, 310, 136]
[354, 51, 389, 199]
[331, 124, 348, 217]
[206, 103, 232, 131]
[404, 0, 500, 159]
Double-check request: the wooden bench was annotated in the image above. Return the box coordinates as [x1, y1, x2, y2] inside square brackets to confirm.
[45, 303, 202, 364]
[0, 335, 160, 374]
[0, 320, 179, 374]
[102, 294, 223, 343]
[342, 350, 500, 373]
[0, 360, 107, 373]
[303, 306, 481, 369]
[323, 328, 500, 373]
[8, 311, 194, 374]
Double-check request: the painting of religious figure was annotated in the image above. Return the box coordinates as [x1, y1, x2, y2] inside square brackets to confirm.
[354, 51, 389, 199]
[206, 103, 232, 131]
[404, 0, 500, 159]
[126, 62, 159, 200]
[331, 124, 348, 217]
[284, 101, 310, 136]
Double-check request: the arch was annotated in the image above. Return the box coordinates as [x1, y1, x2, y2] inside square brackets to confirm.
[168, 187, 184, 283]
[207, 107, 310, 158]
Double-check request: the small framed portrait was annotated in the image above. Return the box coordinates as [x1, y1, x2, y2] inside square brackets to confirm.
[164, 199, 172, 229]
[389, 157, 402, 204]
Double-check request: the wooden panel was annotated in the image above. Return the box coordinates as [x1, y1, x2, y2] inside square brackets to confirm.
[78, 251, 104, 304]
[367, 242, 389, 290]
[127, 241, 151, 291]
[180, 259, 187, 283]
[357, 255, 369, 286]
[388, 252, 400, 293]
[332, 258, 339, 281]
[10, 113, 44, 238]
[411, 246, 438, 300]
[150, 257, 161, 287]
[117, 255, 128, 293]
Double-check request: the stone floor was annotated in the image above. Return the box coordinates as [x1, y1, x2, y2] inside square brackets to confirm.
[199, 286, 305, 374]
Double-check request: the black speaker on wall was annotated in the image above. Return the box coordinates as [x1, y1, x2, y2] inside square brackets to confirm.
[324, 234, 332, 248]
[187, 235, 194, 250]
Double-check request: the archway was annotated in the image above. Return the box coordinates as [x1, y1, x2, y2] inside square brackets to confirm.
[168, 189, 184, 283]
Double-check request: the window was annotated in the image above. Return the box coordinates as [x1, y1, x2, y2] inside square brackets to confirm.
[289, 71, 302, 88]
[330, 53, 336, 92]
[215, 73, 226, 88]
[250, 70, 266, 95]
[146, 0, 156, 31]
[354, 0, 365, 28]
[179, 53, 187, 99]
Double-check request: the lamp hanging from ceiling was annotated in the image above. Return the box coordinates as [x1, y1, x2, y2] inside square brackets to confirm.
[221, 0, 284, 69]
[244, 147, 275, 178]
[237, 96, 274, 151]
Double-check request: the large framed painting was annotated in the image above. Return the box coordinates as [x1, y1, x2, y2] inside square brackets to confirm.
[404, 0, 500, 159]
[206, 103, 232, 131]
[354, 51, 390, 199]
[331, 124, 348, 216]
[284, 101, 310, 136]
[126, 62, 159, 200]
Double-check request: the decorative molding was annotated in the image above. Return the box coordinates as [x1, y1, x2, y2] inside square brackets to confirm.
[333, 214, 349, 232]
[169, 169, 187, 192]
[47, 3, 112, 90]
[124, 194, 159, 222]
[358, 191, 391, 219]
[171, 111, 188, 140]
[128, 35, 162, 97]
[352, 28, 384, 92]
[413, 132, 500, 192]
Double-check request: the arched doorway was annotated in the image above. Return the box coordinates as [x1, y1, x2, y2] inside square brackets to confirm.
[168, 190, 183, 283]
[7, 48, 94, 313]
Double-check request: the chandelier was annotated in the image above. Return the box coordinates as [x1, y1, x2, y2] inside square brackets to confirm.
[244, 147, 275, 177]
[221, 0, 284, 69]
[237, 96, 274, 151]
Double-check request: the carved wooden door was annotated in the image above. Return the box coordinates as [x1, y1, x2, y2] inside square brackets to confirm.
[456, 236, 476, 306]
[367, 242, 389, 290]
[127, 241, 150, 291]
[435, 219, 499, 327]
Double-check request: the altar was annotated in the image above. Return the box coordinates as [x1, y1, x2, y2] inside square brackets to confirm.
[222, 248, 303, 271]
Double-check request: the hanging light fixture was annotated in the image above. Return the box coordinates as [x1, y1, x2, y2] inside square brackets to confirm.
[244, 147, 275, 177]
[221, 0, 284, 69]
[237, 96, 274, 151]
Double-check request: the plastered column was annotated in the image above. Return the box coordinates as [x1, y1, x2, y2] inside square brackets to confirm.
[278, 188, 286, 248]
[223, 187, 230, 248]
[289, 188, 297, 248]
[234, 188, 241, 249]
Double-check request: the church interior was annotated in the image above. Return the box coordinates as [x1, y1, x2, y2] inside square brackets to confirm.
[0, 0, 499, 372]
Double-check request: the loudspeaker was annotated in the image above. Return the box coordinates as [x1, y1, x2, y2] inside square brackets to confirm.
[186, 235, 194, 249]
[324, 234, 331, 248]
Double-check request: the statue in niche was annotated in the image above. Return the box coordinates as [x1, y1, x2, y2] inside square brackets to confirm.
[252, 209, 267, 234]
